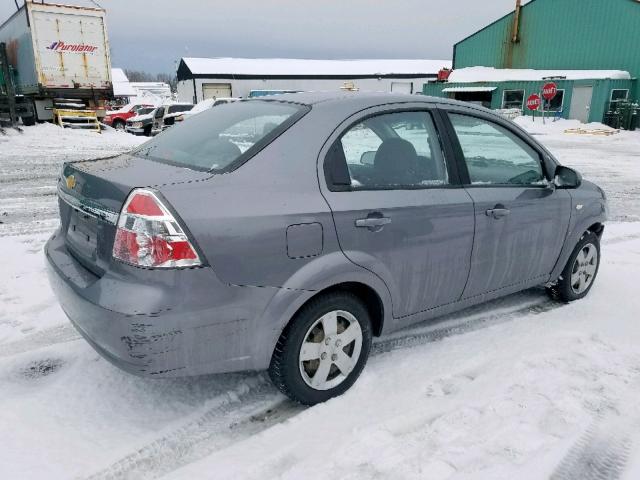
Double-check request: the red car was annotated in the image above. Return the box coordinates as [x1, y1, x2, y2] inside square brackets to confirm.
[103, 104, 154, 130]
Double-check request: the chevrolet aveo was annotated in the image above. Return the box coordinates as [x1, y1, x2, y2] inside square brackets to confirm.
[46, 93, 607, 405]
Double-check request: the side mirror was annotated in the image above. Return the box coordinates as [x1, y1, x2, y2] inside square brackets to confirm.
[554, 165, 582, 189]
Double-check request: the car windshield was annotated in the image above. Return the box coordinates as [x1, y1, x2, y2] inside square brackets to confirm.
[137, 107, 155, 115]
[132, 100, 307, 172]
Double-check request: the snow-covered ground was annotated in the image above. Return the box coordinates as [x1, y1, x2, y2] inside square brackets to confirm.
[1, 119, 639, 479]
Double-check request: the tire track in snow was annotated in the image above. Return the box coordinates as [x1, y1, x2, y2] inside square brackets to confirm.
[550, 416, 634, 480]
[0, 323, 80, 358]
[83, 293, 561, 480]
[373, 297, 560, 355]
[84, 377, 302, 480]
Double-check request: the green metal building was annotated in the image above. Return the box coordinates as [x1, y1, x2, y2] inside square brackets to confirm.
[424, 0, 639, 124]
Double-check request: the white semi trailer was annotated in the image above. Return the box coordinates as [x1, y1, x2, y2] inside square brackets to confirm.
[0, 1, 112, 124]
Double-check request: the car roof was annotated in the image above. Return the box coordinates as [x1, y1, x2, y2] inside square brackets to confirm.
[248, 91, 465, 108]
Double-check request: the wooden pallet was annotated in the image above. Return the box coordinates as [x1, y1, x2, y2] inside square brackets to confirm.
[564, 127, 619, 136]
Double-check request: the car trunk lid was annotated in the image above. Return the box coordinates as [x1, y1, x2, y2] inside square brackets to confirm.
[57, 154, 212, 276]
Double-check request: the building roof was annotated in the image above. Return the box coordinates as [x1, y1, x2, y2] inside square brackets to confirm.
[111, 68, 137, 97]
[448, 66, 631, 83]
[442, 86, 497, 93]
[177, 57, 451, 80]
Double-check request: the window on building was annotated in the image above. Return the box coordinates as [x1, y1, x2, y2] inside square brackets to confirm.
[610, 89, 629, 103]
[544, 90, 565, 112]
[502, 90, 525, 110]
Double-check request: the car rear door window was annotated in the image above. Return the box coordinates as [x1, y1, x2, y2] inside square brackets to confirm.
[336, 111, 448, 189]
[448, 113, 545, 186]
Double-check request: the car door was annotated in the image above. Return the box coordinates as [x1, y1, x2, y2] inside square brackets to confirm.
[442, 108, 572, 298]
[320, 106, 475, 320]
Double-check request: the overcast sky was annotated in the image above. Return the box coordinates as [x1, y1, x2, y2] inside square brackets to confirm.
[1, 0, 530, 74]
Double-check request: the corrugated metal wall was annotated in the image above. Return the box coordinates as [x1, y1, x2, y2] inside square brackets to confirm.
[454, 0, 640, 79]
[423, 78, 637, 122]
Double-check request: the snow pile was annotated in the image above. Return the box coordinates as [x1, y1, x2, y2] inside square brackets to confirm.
[0, 123, 146, 237]
[513, 116, 617, 136]
[448, 66, 631, 83]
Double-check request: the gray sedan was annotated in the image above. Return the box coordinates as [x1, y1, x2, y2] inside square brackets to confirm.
[46, 92, 607, 405]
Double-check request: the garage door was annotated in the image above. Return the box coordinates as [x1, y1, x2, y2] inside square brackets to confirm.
[391, 82, 413, 94]
[202, 83, 232, 100]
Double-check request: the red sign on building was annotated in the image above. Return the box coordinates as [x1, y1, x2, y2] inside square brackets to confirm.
[542, 82, 558, 101]
[526, 93, 542, 111]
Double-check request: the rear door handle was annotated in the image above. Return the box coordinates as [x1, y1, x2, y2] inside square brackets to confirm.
[355, 216, 391, 228]
[485, 206, 511, 219]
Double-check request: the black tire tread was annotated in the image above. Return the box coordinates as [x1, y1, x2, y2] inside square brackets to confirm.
[551, 231, 600, 303]
[269, 292, 372, 405]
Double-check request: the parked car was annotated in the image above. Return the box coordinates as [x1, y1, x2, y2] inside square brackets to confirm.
[46, 93, 607, 405]
[150, 103, 194, 135]
[182, 97, 240, 119]
[248, 89, 301, 98]
[124, 107, 157, 136]
[103, 104, 155, 130]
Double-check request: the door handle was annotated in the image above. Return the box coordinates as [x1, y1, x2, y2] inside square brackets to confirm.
[355, 216, 391, 229]
[485, 207, 511, 219]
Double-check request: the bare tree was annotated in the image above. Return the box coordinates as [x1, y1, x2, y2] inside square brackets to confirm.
[123, 70, 177, 91]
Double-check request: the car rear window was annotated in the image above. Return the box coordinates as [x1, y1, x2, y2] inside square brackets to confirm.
[167, 104, 193, 114]
[132, 100, 308, 172]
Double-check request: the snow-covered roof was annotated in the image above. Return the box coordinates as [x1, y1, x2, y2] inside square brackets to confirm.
[180, 57, 451, 77]
[442, 86, 497, 93]
[448, 66, 631, 83]
[111, 68, 128, 83]
[111, 68, 137, 97]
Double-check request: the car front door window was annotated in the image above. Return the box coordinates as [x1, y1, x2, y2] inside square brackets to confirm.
[448, 113, 545, 186]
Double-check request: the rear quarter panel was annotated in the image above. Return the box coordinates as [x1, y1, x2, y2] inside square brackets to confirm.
[158, 105, 396, 360]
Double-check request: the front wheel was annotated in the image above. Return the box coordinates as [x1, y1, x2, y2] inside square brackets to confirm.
[549, 231, 601, 302]
[269, 292, 372, 405]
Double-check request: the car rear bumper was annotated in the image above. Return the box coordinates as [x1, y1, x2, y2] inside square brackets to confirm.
[45, 229, 277, 377]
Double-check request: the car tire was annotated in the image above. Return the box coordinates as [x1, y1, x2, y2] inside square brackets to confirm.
[113, 120, 125, 131]
[144, 125, 152, 136]
[548, 231, 601, 303]
[269, 292, 372, 405]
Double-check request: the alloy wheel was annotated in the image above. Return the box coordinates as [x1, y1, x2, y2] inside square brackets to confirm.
[298, 310, 363, 391]
[570, 243, 598, 294]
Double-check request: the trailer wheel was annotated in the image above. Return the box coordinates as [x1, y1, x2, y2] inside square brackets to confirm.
[21, 115, 36, 127]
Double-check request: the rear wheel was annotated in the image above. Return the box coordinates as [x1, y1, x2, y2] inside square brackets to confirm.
[549, 231, 600, 302]
[112, 120, 125, 131]
[269, 292, 372, 405]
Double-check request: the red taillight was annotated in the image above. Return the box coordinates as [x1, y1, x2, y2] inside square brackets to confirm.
[112, 189, 201, 268]
[126, 192, 164, 216]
